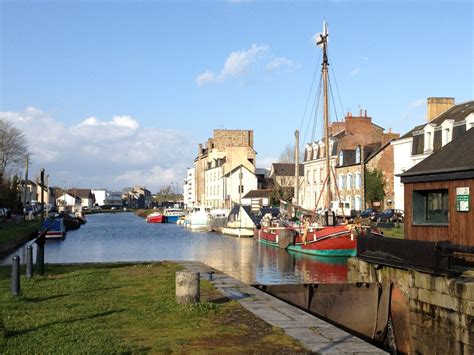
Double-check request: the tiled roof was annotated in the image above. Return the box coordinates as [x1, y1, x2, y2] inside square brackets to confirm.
[271, 163, 304, 177]
[401, 127, 474, 179]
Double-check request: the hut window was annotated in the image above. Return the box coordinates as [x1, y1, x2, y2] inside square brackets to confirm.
[413, 189, 449, 225]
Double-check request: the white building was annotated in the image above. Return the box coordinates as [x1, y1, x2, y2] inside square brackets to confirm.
[204, 164, 223, 208]
[182, 168, 196, 208]
[223, 165, 258, 209]
[392, 98, 474, 210]
[92, 189, 123, 207]
[302, 138, 338, 210]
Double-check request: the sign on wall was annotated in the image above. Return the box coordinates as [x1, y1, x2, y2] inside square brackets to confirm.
[456, 187, 470, 212]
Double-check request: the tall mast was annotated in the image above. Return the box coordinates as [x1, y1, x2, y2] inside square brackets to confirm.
[317, 22, 331, 208]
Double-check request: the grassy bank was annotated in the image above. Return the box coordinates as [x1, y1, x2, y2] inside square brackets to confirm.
[0, 220, 40, 246]
[380, 224, 404, 239]
[135, 209, 158, 218]
[0, 262, 307, 353]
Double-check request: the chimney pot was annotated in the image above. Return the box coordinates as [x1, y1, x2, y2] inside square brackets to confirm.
[364, 110, 367, 117]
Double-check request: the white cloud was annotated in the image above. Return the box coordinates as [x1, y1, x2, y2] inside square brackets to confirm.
[350, 68, 361, 77]
[266, 57, 296, 71]
[410, 99, 425, 108]
[0, 107, 195, 192]
[196, 43, 270, 86]
[196, 71, 216, 87]
[257, 156, 277, 170]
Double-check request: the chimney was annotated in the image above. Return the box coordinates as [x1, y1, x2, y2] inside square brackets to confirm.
[359, 108, 363, 117]
[364, 110, 367, 117]
[198, 144, 203, 156]
[427, 97, 455, 122]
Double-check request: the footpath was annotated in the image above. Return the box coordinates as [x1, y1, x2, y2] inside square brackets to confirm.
[179, 261, 387, 354]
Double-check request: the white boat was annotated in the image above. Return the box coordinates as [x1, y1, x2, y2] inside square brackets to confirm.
[184, 206, 212, 231]
[207, 208, 230, 232]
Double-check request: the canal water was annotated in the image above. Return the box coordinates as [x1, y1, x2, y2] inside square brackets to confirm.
[1, 212, 349, 285]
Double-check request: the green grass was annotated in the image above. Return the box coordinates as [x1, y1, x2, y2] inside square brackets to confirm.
[0, 262, 308, 353]
[380, 224, 405, 239]
[0, 220, 40, 245]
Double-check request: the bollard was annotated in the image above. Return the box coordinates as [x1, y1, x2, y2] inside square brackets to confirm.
[11, 255, 20, 296]
[175, 271, 200, 304]
[26, 245, 33, 278]
[36, 240, 44, 276]
[207, 271, 214, 281]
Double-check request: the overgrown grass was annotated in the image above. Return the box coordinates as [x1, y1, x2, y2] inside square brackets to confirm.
[135, 209, 159, 218]
[0, 262, 308, 353]
[380, 224, 405, 239]
[0, 220, 40, 245]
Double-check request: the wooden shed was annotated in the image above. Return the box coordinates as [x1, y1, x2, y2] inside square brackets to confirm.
[400, 127, 474, 246]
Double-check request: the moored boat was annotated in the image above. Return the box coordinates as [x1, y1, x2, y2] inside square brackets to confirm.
[184, 205, 211, 231]
[147, 211, 164, 223]
[163, 208, 185, 223]
[258, 220, 356, 257]
[42, 218, 66, 239]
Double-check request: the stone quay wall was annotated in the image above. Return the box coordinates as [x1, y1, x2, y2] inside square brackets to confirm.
[348, 257, 474, 354]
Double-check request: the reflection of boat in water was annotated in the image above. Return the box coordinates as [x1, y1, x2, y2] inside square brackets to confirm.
[257, 241, 348, 283]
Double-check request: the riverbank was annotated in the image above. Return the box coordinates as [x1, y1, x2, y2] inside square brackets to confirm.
[0, 262, 308, 353]
[0, 220, 40, 259]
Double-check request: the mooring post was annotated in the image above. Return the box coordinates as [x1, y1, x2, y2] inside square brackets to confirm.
[36, 239, 45, 276]
[26, 245, 33, 278]
[11, 255, 20, 296]
[175, 271, 200, 304]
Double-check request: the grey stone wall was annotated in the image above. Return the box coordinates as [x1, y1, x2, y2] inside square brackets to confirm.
[348, 258, 474, 354]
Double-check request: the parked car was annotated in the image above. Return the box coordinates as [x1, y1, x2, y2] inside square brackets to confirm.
[377, 209, 404, 223]
[359, 208, 379, 220]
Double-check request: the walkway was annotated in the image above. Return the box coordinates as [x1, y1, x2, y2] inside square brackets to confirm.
[179, 261, 387, 354]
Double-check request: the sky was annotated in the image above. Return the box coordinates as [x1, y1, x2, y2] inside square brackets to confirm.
[1, 0, 473, 193]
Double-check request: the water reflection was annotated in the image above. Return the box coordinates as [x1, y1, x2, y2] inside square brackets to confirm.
[0, 213, 348, 284]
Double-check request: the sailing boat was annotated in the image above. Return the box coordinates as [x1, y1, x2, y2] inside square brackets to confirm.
[257, 22, 356, 257]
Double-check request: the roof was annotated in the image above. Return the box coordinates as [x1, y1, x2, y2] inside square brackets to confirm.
[242, 189, 272, 199]
[67, 189, 93, 198]
[271, 163, 304, 177]
[397, 100, 474, 141]
[400, 127, 474, 183]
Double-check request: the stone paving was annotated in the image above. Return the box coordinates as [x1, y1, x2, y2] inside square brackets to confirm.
[179, 261, 387, 354]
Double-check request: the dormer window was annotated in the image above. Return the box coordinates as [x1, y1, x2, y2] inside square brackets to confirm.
[441, 119, 454, 147]
[355, 146, 361, 164]
[339, 151, 344, 166]
[423, 124, 435, 153]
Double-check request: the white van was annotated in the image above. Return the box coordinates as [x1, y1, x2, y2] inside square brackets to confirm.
[330, 201, 356, 219]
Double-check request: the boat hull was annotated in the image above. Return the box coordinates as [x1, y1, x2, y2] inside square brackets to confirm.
[147, 214, 164, 223]
[165, 215, 180, 223]
[258, 225, 356, 257]
[42, 219, 66, 239]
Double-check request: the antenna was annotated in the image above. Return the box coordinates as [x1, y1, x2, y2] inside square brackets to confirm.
[315, 21, 329, 49]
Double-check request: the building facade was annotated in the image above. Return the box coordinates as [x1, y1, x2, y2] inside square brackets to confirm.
[392, 98, 474, 210]
[194, 129, 256, 208]
[182, 167, 195, 208]
[302, 110, 392, 211]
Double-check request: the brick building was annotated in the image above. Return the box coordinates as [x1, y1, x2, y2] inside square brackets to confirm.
[303, 110, 398, 211]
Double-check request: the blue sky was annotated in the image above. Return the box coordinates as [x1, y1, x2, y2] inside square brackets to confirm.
[1, 0, 473, 192]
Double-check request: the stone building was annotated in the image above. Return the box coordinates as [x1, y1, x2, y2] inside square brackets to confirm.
[193, 129, 256, 208]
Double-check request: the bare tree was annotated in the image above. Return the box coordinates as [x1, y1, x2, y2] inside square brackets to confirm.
[278, 143, 295, 163]
[0, 120, 29, 182]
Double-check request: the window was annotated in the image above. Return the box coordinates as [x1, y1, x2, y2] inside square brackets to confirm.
[355, 172, 361, 188]
[339, 151, 344, 166]
[413, 189, 449, 225]
[338, 174, 344, 189]
[355, 146, 361, 164]
[347, 173, 353, 189]
[313, 169, 317, 183]
[320, 168, 324, 183]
